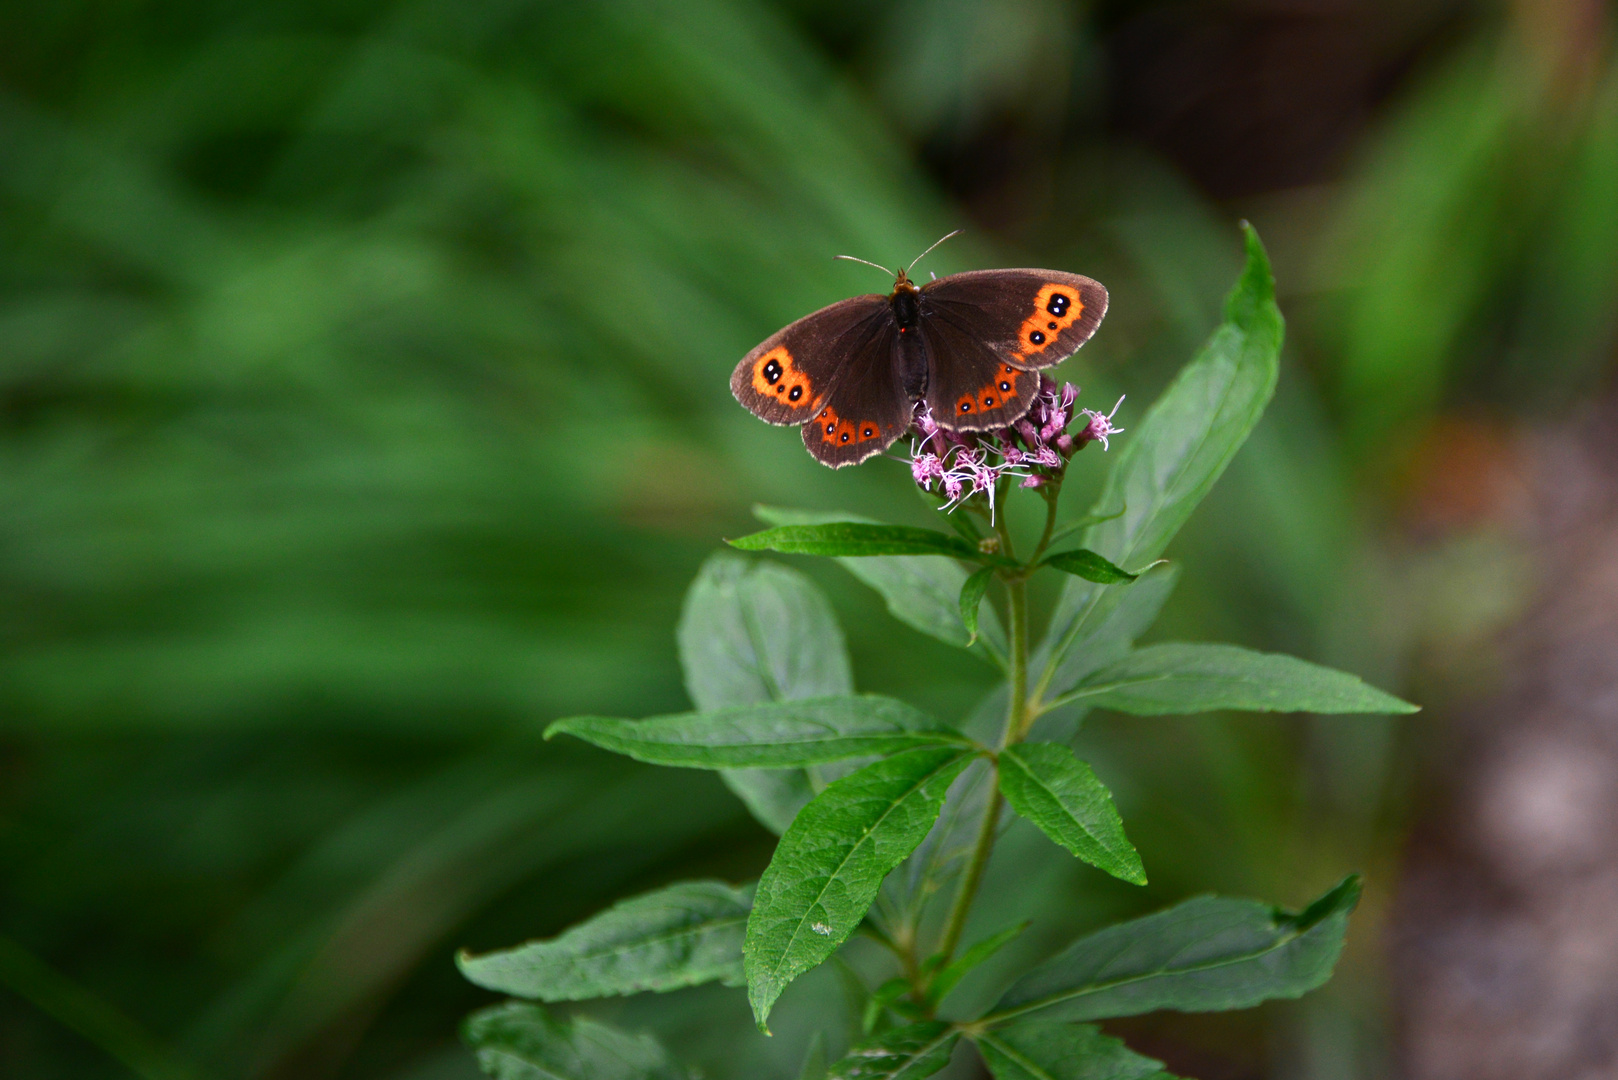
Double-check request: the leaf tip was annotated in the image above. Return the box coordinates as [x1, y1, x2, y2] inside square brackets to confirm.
[1225, 221, 1277, 324]
[1290, 872, 1363, 929]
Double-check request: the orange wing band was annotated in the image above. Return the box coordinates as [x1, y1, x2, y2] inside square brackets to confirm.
[751, 347, 819, 410]
[816, 406, 885, 446]
[1012, 284, 1084, 361]
[955, 363, 1025, 417]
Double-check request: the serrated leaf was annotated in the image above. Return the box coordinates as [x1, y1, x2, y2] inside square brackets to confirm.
[1040, 550, 1138, 585]
[755, 506, 1006, 660]
[828, 1022, 960, 1080]
[462, 1002, 688, 1080]
[746, 747, 976, 1030]
[1063, 644, 1419, 715]
[547, 697, 967, 768]
[456, 880, 751, 1000]
[927, 921, 1029, 1006]
[991, 875, 1361, 1022]
[959, 566, 996, 646]
[975, 1021, 1176, 1080]
[1040, 225, 1282, 694]
[730, 523, 994, 561]
[997, 745, 1144, 885]
[677, 554, 853, 834]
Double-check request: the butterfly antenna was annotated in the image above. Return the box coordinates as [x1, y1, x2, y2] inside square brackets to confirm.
[834, 255, 895, 278]
[908, 229, 962, 274]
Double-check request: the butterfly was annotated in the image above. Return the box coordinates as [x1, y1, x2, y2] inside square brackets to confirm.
[731, 234, 1108, 467]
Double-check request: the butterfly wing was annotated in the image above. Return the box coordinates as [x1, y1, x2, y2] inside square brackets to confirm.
[799, 315, 910, 468]
[921, 269, 1107, 369]
[914, 306, 1046, 431]
[732, 295, 889, 425]
[730, 295, 909, 468]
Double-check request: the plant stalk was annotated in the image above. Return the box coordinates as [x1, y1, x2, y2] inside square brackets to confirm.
[933, 510, 1032, 974]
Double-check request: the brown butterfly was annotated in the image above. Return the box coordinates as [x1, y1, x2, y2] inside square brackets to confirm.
[731, 235, 1108, 467]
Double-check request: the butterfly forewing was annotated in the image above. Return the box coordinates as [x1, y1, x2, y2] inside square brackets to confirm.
[921, 270, 1107, 373]
[798, 318, 911, 468]
[731, 295, 891, 426]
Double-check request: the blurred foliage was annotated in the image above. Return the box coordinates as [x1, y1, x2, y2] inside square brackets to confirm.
[0, 1, 1613, 1078]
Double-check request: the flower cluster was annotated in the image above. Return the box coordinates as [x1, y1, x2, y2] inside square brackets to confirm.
[904, 377, 1124, 518]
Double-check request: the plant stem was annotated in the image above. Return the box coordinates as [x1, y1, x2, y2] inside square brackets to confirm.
[1028, 483, 1062, 566]
[933, 511, 1033, 973]
[932, 762, 1001, 971]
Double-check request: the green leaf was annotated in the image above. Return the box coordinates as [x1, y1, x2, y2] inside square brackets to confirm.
[546, 697, 967, 768]
[828, 1022, 960, 1080]
[677, 553, 854, 833]
[975, 1021, 1176, 1080]
[730, 523, 994, 561]
[678, 553, 854, 711]
[755, 506, 1007, 660]
[991, 875, 1361, 1022]
[455, 880, 751, 1000]
[997, 744, 1145, 885]
[745, 747, 976, 1031]
[1041, 225, 1282, 690]
[462, 1002, 688, 1080]
[959, 566, 996, 646]
[1062, 644, 1420, 715]
[1040, 550, 1139, 585]
[926, 922, 1029, 1006]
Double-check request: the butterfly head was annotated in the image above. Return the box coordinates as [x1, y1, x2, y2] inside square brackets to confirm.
[889, 270, 921, 329]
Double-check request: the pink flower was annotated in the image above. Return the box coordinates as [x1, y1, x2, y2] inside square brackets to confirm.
[895, 381, 1123, 520]
[1077, 396, 1126, 451]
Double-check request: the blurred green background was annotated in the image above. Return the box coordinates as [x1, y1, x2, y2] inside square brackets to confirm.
[2, 0, 1615, 1077]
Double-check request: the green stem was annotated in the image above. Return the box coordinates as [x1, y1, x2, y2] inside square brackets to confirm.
[933, 512, 1033, 974]
[1027, 483, 1062, 567]
[932, 762, 1002, 972]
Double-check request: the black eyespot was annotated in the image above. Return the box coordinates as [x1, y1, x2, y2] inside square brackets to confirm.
[983, 396, 996, 407]
[1030, 331, 1046, 345]
[1047, 321, 1057, 330]
[1047, 293, 1070, 316]
[826, 422, 836, 433]
[763, 358, 782, 383]
[999, 381, 1011, 392]
[960, 402, 972, 413]
[789, 386, 802, 401]
[862, 427, 874, 437]
[840, 432, 851, 443]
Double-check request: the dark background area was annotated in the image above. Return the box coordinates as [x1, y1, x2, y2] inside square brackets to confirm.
[2, 1, 1615, 1078]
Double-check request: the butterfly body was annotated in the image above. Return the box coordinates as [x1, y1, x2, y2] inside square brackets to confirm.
[732, 266, 1107, 467]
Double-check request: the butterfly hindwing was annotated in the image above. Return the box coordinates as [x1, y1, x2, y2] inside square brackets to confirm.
[916, 308, 1045, 432]
[920, 269, 1107, 372]
[731, 295, 891, 426]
